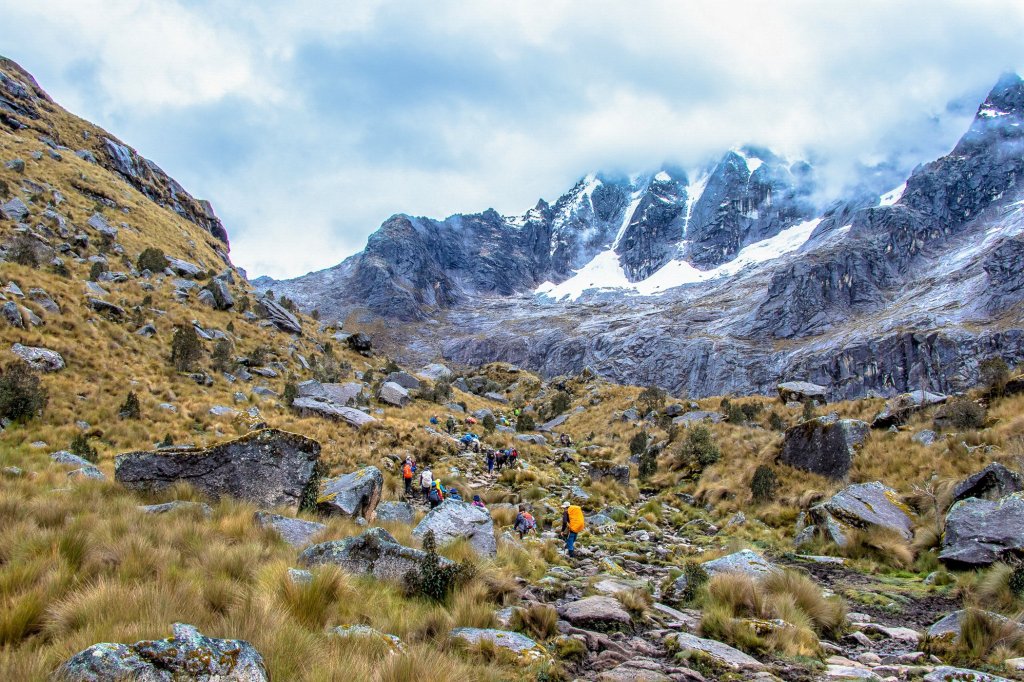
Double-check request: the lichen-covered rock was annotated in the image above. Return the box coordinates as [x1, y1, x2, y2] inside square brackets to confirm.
[702, 549, 778, 579]
[253, 511, 325, 547]
[777, 413, 869, 479]
[667, 632, 766, 670]
[557, 595, 632, 631]
[871, 390, 948, 429]
[255, 296, 301, 334]
[299, 527, 450, 582]
[10, 342, 65, 371]
[56, 622, 268, 681]
[778, 381, 828, 405]
[317, 466, 383, 520]
[450, 628, 543, 661]
[297, 379, 365, 406]
[808, 481, 914, 546]
[589, 462, 630, 486]
[115, 429, 320, 509]
[940, 492, 1024, 566]
[377, 381, 410, 407]
[292, 396, 376, 427]
[376, 501, 415, 524]
[385, 371, 420, 390]
[330, 625, 405, 654]
[671, 411, 724, 426]
[923, 666, 1011, 682]
[952, 462, 1024, 503]
[138, 501, 213, 517]
[412, 499, 496, 556]
[418, 363, 452, 381]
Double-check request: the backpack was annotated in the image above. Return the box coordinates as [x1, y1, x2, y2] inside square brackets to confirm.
[402, 463, 412, 478]
[428, 487, 442, 503]
[523, 512, 536, 530]
[567, 505, 585, 533]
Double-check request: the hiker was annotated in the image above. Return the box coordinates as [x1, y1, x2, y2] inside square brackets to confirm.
[559, 433, 571, 447]
[485, 450, 495, 474]
[514, 504, 536, 539]
[560, 501, 585, 558]
[427, 480, 446, 509]
[429, 415, 439, 425]
[448, 487, 463, 502]
[471, 494, 487, 510]
[445, 415, 456, 434]
[419, 467, 433, 500]
[507, 448, 518, 468]
[495, 450, 507, 470]
[402, 458, 414, 496]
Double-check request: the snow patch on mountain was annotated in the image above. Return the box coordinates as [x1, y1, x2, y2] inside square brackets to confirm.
[536, 217, 823, 300]
[879, 183, 906, 206]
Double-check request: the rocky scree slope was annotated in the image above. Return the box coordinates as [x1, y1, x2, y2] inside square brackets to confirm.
[261, 73, 1024, 401]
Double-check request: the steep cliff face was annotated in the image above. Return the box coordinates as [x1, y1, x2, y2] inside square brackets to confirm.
[259, 73, 1024, 399]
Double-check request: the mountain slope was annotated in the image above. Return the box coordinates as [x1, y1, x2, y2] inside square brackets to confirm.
[262, 73, 1024, 399]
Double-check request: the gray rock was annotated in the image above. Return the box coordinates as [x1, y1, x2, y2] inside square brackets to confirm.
[569, 485, 590, 501]
[516, 433, 547, 445]
[484, 391, 508, 404]
[471, 407, 494, 421]
[28, 288, 60, 314]
[412, 499, 496, 556]
[57, 622, 268, 681]
[255, 296, 301, 334]
[317, 466, 384, 520]
[134, 323, 157, 337]
[138, 501, 213, 517]
[596, 660, 672, 682]
[672, 411, 724, 426]
[418, 363, 453, 381]
[913, 429, 938, 446]
[250, 367, 278, 378]
[208, 405, 239, 417]
[196, 288, 217, 308]
[288, 567, 313, 585]
[206, 277, 234, 309]
[297, 380, 365, 406]
[51, 450, 95, 468]
[1, 301, 23, 327]
[300, 527, 451, 582]
[924, 666, 1011, 682]
[115, 429, 321, 509]
[590, 462, 630, 486]
[703, 549, 778, 579]
[557, 595, 632, 631]
[622, 408, 640, 422]
[952, 462, 1024, 503]
[165, 257, 203, 278]
[330, 625, 405, 653]
[3, 466, 23, 477]
[667, 632, 765, 670]
[253, 511, 325, 547]
[927, 609, 1018, 643]
[377, 381, 410, 407]
[292, 396, 377, 427]
[778, 381, 828, 405]
[940, 492, 1024, 566]
[376, 501, 415, 524]
[87, 297, 126, 320]
[809, 482, 914, 546]
[10, 342, 65, 372]
[872, 390, 948, 429]
[86, 212, 117, 240]
[449, 627, 540, 655]
[1, 197, 29, 221]
[777, 414, 869, 480]
[385, 371, 420, 390]
[68, 466, 105, 480]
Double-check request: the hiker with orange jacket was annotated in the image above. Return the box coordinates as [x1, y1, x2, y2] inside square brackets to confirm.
[402, 458, 415, 496]
[560, 500, 585, 558]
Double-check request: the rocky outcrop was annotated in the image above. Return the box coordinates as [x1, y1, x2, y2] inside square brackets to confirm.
[253, 511, 325, 547]
[589, 462, 631, 486]
[418, 363, 453, 382]
[777, 381, 828, 405]
[871, 391, 949, 429]
[297, 380, 365, 406]
[292, 396, 376, 427]
[808, 482, 914, 546]
[255, 296, 301, 334]
[666, 632, 766, 671]
[952, 463, 1024, 503]
[115, 429, 321, 509]
[317, 466, 384, 520]
[777, 414, 869, 480]
[385, 371, 420, 390]
[940, 492, 1024, 566]
[10, 343, 64, 371]
[57, 623, 267, 681]
[377, 381, 410, 407]
[412, 499, 496, 557]
[557, 596, 633, 632]
[299, 527, 450, 582]
[449, 628, 543, 660]
[376, 501, 415, 524]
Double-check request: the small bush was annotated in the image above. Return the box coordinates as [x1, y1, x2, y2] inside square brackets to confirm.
[250, 345, 270, 366]
[679, 560, 709, 603]
[510, 603, 559, 640]
[980, 357, 1010, 397]
[726, 403, 746, 424]
[675, 425, 720, 476]
[939, 398, 987, 431]
[118, 391, 141, 420]
[136, 247, 167, 273]
[516, 413, 536, 432]
[615, 587, 653, 617]
[549, 391, 571, 418]
[429, 381, 452, 404]
[9, 236, 39, 268]
[750, 465, 779, 503]
[211, 338, 233, 373]
[404, 530, 475, 602]
[69, 433, 98, 463]
[801, 400, 815, 422]
[170, 325, 202, 372]
[638, 448, 658, 481]
[639, 385, 666, 414]
[88, 261, 107, 281]
[160, 434, 174, 447]
[1011, 564, 1024, 598]
[768, 412, 785, 431]
[283, 382, 298, 407]
[482, 414, 495, 432]
[629, 430, 649, 457]
[0, 360, 48, 422]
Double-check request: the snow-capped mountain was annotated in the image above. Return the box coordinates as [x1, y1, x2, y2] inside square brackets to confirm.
[256, 73, 1024, 399]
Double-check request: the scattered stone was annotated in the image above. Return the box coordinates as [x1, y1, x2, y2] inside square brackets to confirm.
[68, 466, 105, 480]
[450, 628, 542, 660]
[288, 568, 313, 585]
[255, 296, 301, 334]
[165, 256, 203, 278]
[50, 450, 95, 468]
[86, 212, 117, 240]
[86, 297, 126, 320]
[778, 381, 828, 405]
[590, 462, 630, 486]
[57, 623, 268, 681]
[927, 610, 1018, 644]
[375, 501, 415, 524]
[3, 466, 23, 477]
[377, 381, 410, 407]
[134, 323, 157, 337]
[672, 411, 724, 426]
[809, 481, 914, 546]
[952, 462, 1023, 503]
[10, 342, 65, 372]
[667, 632, 766, 670]
[777, 413, 869, 480]
[557, 596, 632, 631]
[940, 492, 1024, 566]
[137, 501, 213, 517]
[703, 549, 778, 579]
[253, 511, 325, 547]
[1, 197, 29, 221]
[331, 625, 406, 654]
[292, 396, 377, 427]
[913, 429, 938, 446]
[116, 429, 321, 509]
[516, 434, 547, 445]
[208, 405, 239, 417]
[418, 363, 453, 381]
[484, 391, 508, 404]
[317, 466, 384, 520]
[2, 301, 23, 327]
[297, 379, 365, 406]
[924, 666, 1011, 682]
[413, 499, 496, 556]
[385, 371, 420, 390]
[596, 660, 673, 682]
[300, 527, 451, 582]
[872, 390, 948, 429]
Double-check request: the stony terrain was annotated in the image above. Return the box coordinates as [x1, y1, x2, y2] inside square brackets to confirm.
[4, 56, 1024, 682]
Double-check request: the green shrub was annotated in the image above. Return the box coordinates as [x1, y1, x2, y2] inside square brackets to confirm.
[404, 530, 475, 602]
[118, 391, 141, 419]
[482, 414, 495, 432]
[639, 385, 666, 414]
[940, 398, 987, 431]
[170, 325, 202, 372]
[283, 382, 298, 407]
[768, 412, 785, 431]
[9, 236, 39, 268]
[1010, 564, 1024, 598]
[211, 338, 233, 373]
[136, 247, 167, 273]
[160, 434, 174, 447]
[726, 403, 746, 424]
[638, 448, 658, 481]
[629, 430, 649, 457]
[69, 433, 98, 463]
[750, 465, 778, 503]
[980, 357, 1010, 396]
[679, 560, 709, 603]
[549, 391, 571, 417]
[676, 424, 720, 474]
[0, 360, 48, 422]
[298, 461, 328, 513]
[516, 413, 536, 432]
[250, 345, 270, 366]
[88, 260, 107, 281]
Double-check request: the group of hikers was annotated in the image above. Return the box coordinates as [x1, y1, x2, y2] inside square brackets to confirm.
[513, 500, 585, 557]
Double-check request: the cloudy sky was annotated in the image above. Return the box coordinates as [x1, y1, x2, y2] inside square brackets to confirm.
[2, 1, 1023, 278]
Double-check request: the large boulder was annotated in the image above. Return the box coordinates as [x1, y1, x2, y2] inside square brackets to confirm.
[924, 667, 1012, 682]
[115, 429, 320, 509]
[317, 466, 384, 520]
[667, 632, 766, 671]
[871, 390, 948, 429]
[57, 623, 268, 681]
[589, 462, 631, 486]
[376, 501, 415, 524]
[418, 363, 453, 382]
[292, 396, 377, 427]
[299, 527, 450, 582]
[672, 410, 724, 426]
[927, 609, 1019, 644]
[255, 296, 301, 334]
[412, 499, 496, 557]
[808, 482, 914, 546]
[778, 381, 828, 405]
[672, 550, 777, 598]
[557, 596, 633, 632]
[10, 343, 65, 372]
[777, 414, 869, 480]
[165, 257, 203, 278]
[253, 511, 326, 548]
[385, 371, 420, 390]
[297, 380, 365, 406]
[377, 381, 410, 407]
[952, 463, 1024, 503]
[449, 628, 544, 661]
[940, 493, 1024, 566]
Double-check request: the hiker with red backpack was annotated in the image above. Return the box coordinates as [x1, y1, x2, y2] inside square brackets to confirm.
[513, 504, 536, 539]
